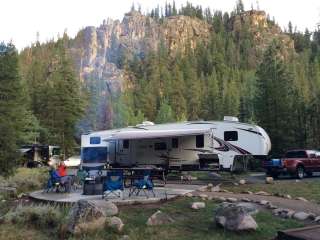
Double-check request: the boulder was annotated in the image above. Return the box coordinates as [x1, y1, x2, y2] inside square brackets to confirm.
[146, 210, 174, 226]
[207, 183, 214, 191]
[67, 200, 118, 234]
[234, 202, 259, 215]
[217, 197, 226, 202]
[212, 184, 221, 192]
[185, 192, 193, 198]
[296, 197, 308, 202]
[226, 197, 238, 203]
[239, 179, 246, 185]
[265, 177, 274, 184]
[0, 187, 17, 198]
[255, 191, 270, 196]
[314, 216, 320, 222]
[241, 198, 251, 202]
[293, 212, 310, 221]
[106, 216, 124, 233]
[215, 203, 258, 231]
[259, 200, 269, 206]
[284, 195, 292, 199]
[191, 202, 206, 210]
[199, 194, 208, 200]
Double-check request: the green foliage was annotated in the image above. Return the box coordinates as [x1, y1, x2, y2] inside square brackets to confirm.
[155, 100, 175, 123]
[0, 43, 25, 175]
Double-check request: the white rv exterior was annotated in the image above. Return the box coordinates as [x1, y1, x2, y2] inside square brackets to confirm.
[80, 118, 271, 172]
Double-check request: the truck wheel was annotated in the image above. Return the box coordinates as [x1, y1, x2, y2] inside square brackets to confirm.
[296, 166, 305, 179]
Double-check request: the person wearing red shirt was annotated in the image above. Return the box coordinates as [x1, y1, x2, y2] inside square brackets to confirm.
[58, 161, 67, 177]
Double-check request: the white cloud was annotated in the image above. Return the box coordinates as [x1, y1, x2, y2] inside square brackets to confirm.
[1, 0, 319, 50]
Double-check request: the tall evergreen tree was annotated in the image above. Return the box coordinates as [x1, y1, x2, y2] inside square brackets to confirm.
[0, 43, 25, 175]
[254, 41, 295, 154]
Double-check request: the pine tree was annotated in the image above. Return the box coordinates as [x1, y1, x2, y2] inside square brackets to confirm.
[155, 99, 175, 123]
[254, 41, 295, 154]
[0, 43, 25, 175]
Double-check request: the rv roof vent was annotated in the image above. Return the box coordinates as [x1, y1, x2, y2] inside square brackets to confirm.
[223, 116, 239, 122]
[136, 121, 155, 127]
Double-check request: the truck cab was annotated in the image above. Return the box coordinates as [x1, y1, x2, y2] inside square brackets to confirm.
[263, 150, 320, 179]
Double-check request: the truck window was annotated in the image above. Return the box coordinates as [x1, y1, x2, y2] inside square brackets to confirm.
[224, 131, 238, 141]
[172, 138, 179, 148]
[154, 142, 167, 151]
[90, 137, 101, 144]
[196, 135, 204, 148]
[285, 151, 308, 158]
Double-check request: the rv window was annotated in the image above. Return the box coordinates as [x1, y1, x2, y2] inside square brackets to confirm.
[82, 147, 108, 163]
[123, 140, 129, 149]
[196, 135, 204, 148]
[154, 142, 167, 151]
[172, 138, 179, 148]
[224, 131, 238, 141]
[90, 137, 101, 144]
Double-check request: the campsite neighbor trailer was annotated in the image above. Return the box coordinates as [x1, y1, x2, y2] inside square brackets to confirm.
[80, 117, 271, 172]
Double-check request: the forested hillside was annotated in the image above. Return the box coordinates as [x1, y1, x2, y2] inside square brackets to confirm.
[2, 0, 319, 175]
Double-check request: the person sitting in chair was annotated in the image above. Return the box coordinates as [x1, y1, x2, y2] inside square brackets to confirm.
[57, 161, 71, 192]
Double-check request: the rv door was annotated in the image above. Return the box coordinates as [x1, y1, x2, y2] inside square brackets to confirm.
[117, 139, 132, 167]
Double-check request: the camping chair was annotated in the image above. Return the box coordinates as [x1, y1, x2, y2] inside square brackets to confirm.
[44, 169, 65, 193]
[129, 170, 155, 198]
[102, 170, 124, 199]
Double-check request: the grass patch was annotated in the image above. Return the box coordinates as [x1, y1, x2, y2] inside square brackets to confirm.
[0, 198, 304, 240]
[224, 180, 320, 203]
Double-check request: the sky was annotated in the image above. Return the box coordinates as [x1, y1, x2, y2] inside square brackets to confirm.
[1, 0, 320, 50]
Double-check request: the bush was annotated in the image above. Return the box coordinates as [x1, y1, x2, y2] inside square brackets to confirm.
[4, 204, 66, 229]
[1, 167, 49, 193]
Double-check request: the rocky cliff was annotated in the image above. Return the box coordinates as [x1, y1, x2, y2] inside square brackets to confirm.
[70, 10, 211, 95]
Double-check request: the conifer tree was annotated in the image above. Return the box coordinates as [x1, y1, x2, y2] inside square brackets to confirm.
[0, 43, 24, 175]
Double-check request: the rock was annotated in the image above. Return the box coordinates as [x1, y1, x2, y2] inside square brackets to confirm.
[255, 191, 270, 196]
[293, 212, 310, 221]
[233, 182, 239, 186]
[314, 216, 320, 222]
[207, 183, 213, 190]
[239, 179, 246, 185]
[209, 172, 222, 178]
[259, 200, 269, 206]
[207, 196, 214, 201]
[119, 235, 130, 240]
[226, 197, 238, 203]
[67, 200, 118, 234]
[17, 193, 27, 199]
[265, 177, 274, 184]
[217, 197, 226, 202]
[199, 194, 208, 200]
[212, 184, 221, 192]
[106, 216, 124, 233]
[0, 187, 17, 198]
[242, 190, 253, 195]
[241, 198, 251, 202]
[191, 202, 206, 210]
[266, 202, 277, 209]
[308, 213, 316, 220]
[235, 202, 259, 215]
[215, 203, 258, 231]
[283, 210, 295, 219]
[185, 192, 193, 198]
[296, 197, 308, 202]
[272, 208, 284, 216]
[284, 195, 292, 199]
[146, 210, 174, 226]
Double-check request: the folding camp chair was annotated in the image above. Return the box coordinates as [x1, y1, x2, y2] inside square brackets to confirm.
[129, 170, 155, 198]
[102, 170, 124, 199]
[44, 169, 66, 193]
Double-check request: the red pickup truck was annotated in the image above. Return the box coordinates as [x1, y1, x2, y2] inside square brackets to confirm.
[263, 150, 320, 179]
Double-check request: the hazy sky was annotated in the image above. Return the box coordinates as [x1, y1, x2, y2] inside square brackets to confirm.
[1, 0, 320, 50]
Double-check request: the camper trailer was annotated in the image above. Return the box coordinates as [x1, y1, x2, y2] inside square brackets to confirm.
[80, 117, 271, 172]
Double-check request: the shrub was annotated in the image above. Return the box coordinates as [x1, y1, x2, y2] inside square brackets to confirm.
[2, 167, 49, 193]
[4, 204, 66, 229]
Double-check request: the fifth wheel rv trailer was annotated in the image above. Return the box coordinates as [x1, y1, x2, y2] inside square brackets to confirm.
[80, 117, 271, 172]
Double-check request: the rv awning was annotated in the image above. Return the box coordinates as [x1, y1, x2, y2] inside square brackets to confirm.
[103, 129, 211, 141]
